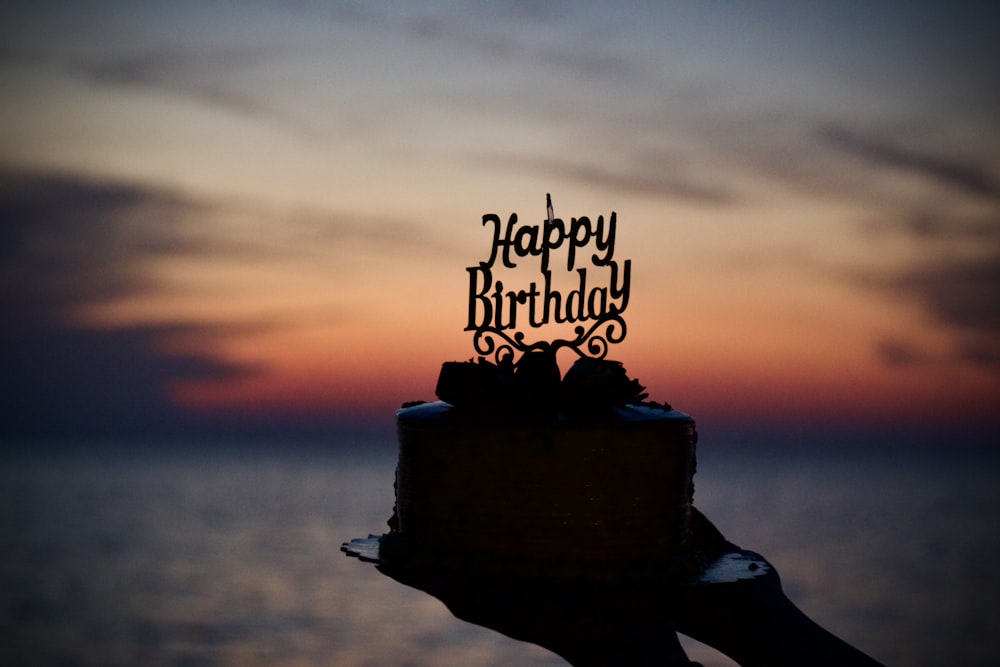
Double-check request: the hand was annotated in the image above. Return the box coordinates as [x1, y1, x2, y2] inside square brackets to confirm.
[669, 522, 885, 666]
[371, 507, 735, 666]
[376, 561, 700, 666]
[363, 508, 883, 666]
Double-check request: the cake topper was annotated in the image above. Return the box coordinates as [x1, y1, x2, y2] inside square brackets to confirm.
[466, 194, 631, 363]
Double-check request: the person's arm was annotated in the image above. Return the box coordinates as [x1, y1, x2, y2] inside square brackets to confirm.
[670, 508, 884, 666]
[671, 551, 884, 667]
[349, 506, 884, 666]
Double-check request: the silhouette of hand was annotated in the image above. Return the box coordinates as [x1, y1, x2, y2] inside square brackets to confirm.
[365, 508, 883, 666]
[376, 560, 700, 666]
[373, 507, 733, 666]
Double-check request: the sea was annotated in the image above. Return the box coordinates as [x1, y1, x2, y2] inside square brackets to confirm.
[2, 438, 998, 667]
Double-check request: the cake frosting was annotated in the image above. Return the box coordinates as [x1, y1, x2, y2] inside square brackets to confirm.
[383, 352, 700, 578]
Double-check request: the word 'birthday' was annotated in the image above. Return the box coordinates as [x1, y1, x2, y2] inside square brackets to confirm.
[466, 206, 631, 333]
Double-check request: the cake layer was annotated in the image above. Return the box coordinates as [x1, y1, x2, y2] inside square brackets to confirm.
[393, 401, 696, 568]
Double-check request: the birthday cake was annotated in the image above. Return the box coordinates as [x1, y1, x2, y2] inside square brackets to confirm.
[378, 197, 704, 578]
[385, 354, 699, 578]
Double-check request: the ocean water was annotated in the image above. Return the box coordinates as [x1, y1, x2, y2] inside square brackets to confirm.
[2, 441, 998, 667]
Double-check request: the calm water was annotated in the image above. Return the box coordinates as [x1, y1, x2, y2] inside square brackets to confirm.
[2, 442, 998, 666]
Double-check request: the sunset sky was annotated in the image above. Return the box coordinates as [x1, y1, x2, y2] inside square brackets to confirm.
[2, 2, 998, 445]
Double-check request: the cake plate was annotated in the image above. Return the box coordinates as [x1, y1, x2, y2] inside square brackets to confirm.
[340, 534, 770, 585]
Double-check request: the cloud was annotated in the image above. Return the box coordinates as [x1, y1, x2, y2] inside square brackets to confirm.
[857, 202, 999, 348]
[0, 168, 201, 312]
[818, 124, 1000, 200]
[89, 48, 333, 138]
[0, 169, 260, 440]
[874, 338, 932, 368]
[83, 48, 277, 114]
[861, 210, 1000, 243]
[1, 322, 259, 441]
[0, 33, 322, 139]
[858, 239, 1000, 372]
[471, 152, 739, 205]
[18, 3, 633, 141]
[271, 205, 454, 259]
[0, 167, 457, 441]
[810, 121, 1000, 373]
[884, 252, 1000, 339]
[0, 166, 447, 285]
[297, 1, 635, 84]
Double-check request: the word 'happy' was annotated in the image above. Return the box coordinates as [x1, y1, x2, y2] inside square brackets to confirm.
[466, 206, 631, 333]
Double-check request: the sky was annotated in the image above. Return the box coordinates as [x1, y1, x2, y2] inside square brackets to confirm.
[1, 1, 998, 447]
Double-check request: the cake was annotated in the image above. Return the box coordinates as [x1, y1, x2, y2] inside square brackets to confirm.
[375, 197, 704, 578]
[382, 351, 700, 578]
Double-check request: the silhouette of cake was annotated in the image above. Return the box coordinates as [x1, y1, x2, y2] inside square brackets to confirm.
[378, 197, 703, 578]
[384, 352, 699, 578]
